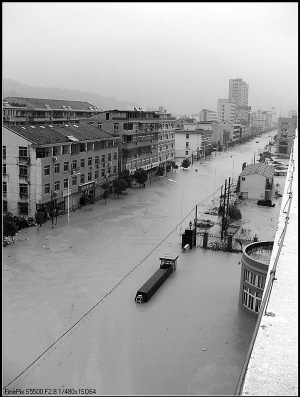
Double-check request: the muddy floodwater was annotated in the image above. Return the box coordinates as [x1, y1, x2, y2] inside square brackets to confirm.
[3, 131, 285, 395]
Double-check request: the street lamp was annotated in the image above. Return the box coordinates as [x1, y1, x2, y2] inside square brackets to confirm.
[201, 162, 217, 203]
[230, 154, 235, 181]
[168, 179, 183, 238]
[68, 171, 81, 221]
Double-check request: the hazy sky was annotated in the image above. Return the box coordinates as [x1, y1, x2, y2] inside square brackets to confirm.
[3, 2, 298, 116]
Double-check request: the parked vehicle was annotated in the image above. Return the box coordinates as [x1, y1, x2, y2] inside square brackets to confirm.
[135, 254, 178, 303]
[257, 199, 275, 207]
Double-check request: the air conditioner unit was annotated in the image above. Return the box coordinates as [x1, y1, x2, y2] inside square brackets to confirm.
[53, 156, 58, 161]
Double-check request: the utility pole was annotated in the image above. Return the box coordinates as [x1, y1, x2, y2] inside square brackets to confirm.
[226, 177, 231, 218]
[221, 179, 227, 240]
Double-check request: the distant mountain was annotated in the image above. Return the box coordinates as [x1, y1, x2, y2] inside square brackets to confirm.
[2, 78, 142, 111]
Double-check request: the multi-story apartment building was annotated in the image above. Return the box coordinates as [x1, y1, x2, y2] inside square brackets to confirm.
[199, 109, 217, 122]
[251, 109, 266, 131]
[217, 99, 236, 124]
[276, 117, 298, 157]
[211, 121, 242, 147]
[3, 97, 101, 127]
[271, 105, 277, 126]
[229, 78, 251, 125]
[288, 110, 298, 118]
[3, 123, 120, 217]
[229, 78, 249, 107]
[86, 107, 176, 175]
[175, 130, 202, 159]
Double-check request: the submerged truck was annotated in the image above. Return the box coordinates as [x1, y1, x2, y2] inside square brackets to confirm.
[135, 254, 179, 303]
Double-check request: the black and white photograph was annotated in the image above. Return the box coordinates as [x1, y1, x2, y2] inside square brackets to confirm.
[3, 2, 298, 396]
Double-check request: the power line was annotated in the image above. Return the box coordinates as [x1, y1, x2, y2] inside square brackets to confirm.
[4, 186, 220, 389]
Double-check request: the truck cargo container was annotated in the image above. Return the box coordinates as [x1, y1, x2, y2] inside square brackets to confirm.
[135, 254, 178, 303]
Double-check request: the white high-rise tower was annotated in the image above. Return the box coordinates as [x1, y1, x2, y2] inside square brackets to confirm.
[229, 78, 250, 124]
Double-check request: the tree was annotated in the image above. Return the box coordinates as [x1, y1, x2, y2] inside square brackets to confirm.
[113, 178, 128, 198]
[181, 158, 190, 169]
[133, 168, 148, 187]
[119, 169, 133, 188]
[35, 211, 45, 227]
[155, 165, 165, 177]
[3, 213, 18, 237]
[228, 204, 242, 220]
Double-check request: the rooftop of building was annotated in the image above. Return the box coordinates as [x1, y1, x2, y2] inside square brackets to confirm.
[240, 162, 274, 178]
[240, 130, 298, 396]
[3, 97, 100, 111]
[244, 241, 274, 265]
[4, 123, 117, 145]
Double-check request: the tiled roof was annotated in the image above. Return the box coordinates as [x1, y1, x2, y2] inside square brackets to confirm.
[4, 124, 116, 145]
[240, 163, 274, 178]
[3, 97, 100, 111]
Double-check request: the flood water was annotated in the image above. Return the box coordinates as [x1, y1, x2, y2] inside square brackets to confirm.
[3, 131, 280, 395]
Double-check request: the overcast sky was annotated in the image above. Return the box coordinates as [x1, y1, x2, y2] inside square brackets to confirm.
[3, 2, 298, 116]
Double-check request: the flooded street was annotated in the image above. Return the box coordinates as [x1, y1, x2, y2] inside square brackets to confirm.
[3, 131, 284, 395]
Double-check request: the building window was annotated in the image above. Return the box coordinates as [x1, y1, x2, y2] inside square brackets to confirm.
[113, 152, 117, 160]
[242, 177, 245, 181]
[3, 181, 7, 196]
[113, 165, 117, 174]
[95, 156, 99, 164]
[72, 160, 77, 170]
[80, 158, 85, 168]
[19, 183, 28, 196]
[108, 153, 111, 162]
[101, 169, 105, 177]
[97, 123, 102, 129]
[114, 123, 119, 130]
[185, 151, 189, 155]
[242, 286, 262, 313]
[88, 172, 92, 181]
[95, 170, 99, 179]
[3, 163, 7, 175]
[19, 146, 28, 157]
[72, 176, 77, 186]
[18, 202, 29, 215]
[80, 174, 85, 184]
[102, 155, 105, 164]
[45, 183, 50, 194]
[3, 200, 7, 212]
[62, 145, 69, 155]
[19, 164, 28, 176]
[88, 157, 92, 166]
[54, 181, 60, 191]
[64, 179, 68, 189]
[64, 162, 69, 172]
[54, 163, 60, 173]
[3, 146, 6, 159]
[186, 134, 189, 139]
[186, 142, 189, 148]
[44, 165, 50, 176]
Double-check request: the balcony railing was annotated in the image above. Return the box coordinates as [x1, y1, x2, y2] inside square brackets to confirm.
[18, 156, 30, 163]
